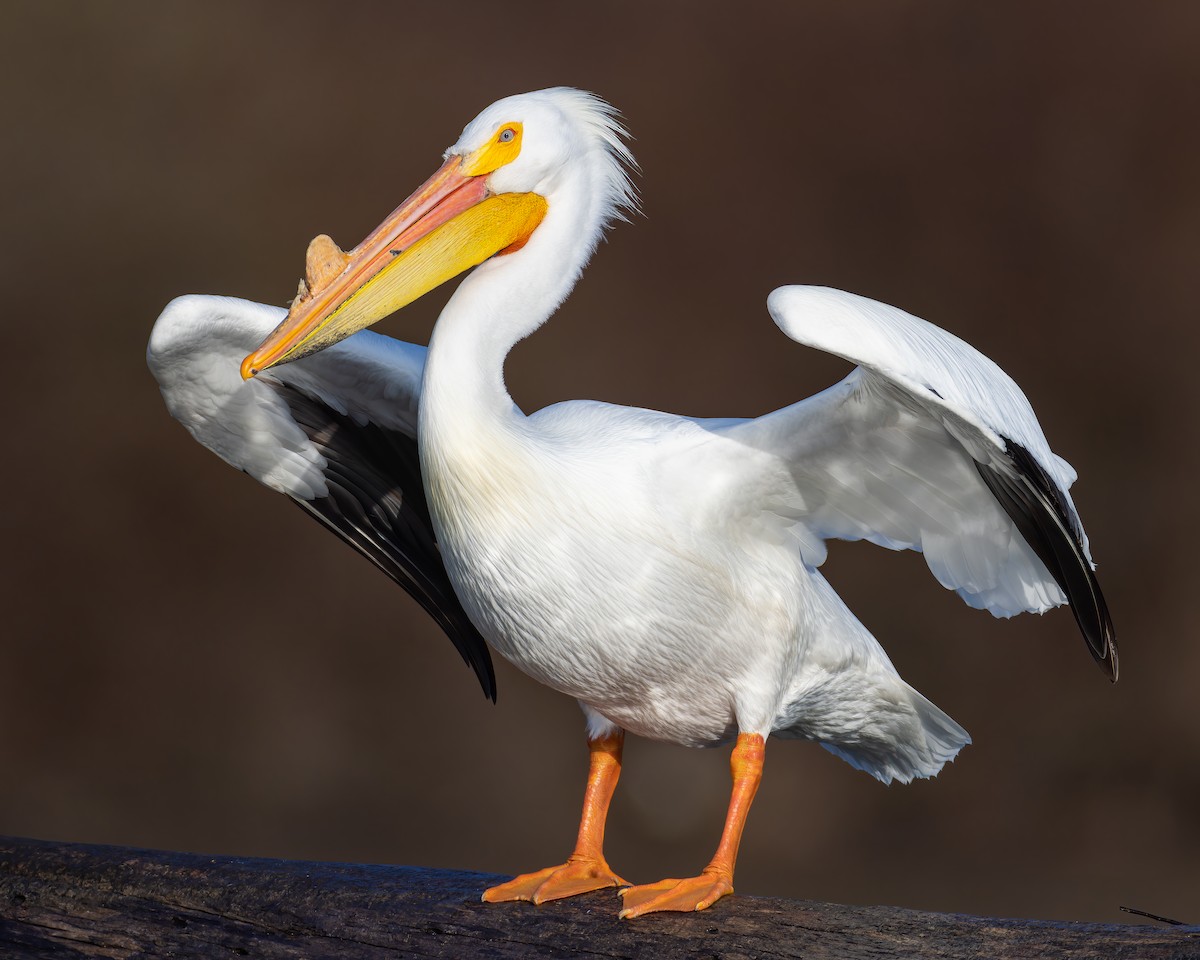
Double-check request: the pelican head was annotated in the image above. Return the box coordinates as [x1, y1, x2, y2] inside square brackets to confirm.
[241, 88, 635, 380]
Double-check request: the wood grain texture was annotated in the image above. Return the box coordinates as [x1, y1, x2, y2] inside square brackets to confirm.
[0, 836, 1196, 959]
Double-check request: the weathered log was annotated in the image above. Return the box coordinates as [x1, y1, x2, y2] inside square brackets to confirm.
[0, 835, 1195, 959]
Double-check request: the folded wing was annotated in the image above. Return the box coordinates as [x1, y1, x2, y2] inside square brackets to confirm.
[147, 294, 496, 699]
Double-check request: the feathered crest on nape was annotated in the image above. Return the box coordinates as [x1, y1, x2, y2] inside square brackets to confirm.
[541, 86, 641, 229]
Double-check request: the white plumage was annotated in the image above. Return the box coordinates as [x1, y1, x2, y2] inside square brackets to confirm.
[148, 87, 1114, 916]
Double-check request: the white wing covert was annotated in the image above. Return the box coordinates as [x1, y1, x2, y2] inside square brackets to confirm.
[727, 286, 1116, 678]
[147, 295, 496, 698]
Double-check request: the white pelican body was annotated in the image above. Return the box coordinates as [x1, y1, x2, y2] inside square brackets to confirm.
[149, 88, 1114, 917]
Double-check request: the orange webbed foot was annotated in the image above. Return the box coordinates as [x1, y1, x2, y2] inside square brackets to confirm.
[482, 855, 629, 905]
[617, 868, 734, 918]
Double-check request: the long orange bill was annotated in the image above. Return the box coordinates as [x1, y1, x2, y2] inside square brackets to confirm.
[241, 156, 547, 379]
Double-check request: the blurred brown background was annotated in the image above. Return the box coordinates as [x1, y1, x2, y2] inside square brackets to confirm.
[1, 0, 1197, 926]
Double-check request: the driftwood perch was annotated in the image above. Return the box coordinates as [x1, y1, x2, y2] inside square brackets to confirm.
[0, 836, 1196, 959]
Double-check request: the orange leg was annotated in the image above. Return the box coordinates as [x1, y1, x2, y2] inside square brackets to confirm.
[619, 732, 765, 919]
[482, 730, 628, 904]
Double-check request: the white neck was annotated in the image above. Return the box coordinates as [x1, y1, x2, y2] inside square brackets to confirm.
[418, 175, 602, 458]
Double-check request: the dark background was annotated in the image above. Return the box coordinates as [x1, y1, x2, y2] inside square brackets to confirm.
[2, 1, 1197, 925]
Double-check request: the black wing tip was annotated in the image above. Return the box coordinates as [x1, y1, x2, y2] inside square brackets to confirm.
[272, 380, 499, 704]
[1102, 642, 1119, 683]
[1092, 600, 1118, 684]
[1070, 584, 1118, 684]
[1075, 559, 1117, 683]
[1087, 611, 1118, 683]
[475, 651, 499, 703]
[977, 439, 1118, 683]
[440, 614, 497, 701]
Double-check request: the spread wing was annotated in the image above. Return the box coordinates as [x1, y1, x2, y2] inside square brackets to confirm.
[147, 294, 496, 700]
[725, 286, 1116, 679]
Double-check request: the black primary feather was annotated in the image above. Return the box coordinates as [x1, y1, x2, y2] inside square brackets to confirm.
[975, 439, 1117, 681]
[263, 380, 497, 701]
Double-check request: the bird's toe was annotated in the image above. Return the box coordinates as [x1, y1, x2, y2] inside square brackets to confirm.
[482, 856, 627, 905]
[618, 870, 733, 918]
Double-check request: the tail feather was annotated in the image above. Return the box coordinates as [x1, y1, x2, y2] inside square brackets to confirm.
[813, 684, 971, 785]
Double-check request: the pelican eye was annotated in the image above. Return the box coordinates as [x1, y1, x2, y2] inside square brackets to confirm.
[461, 122, 524, 176]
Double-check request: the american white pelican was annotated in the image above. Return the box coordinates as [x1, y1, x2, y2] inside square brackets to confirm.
[147, 87, 1116, 918]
